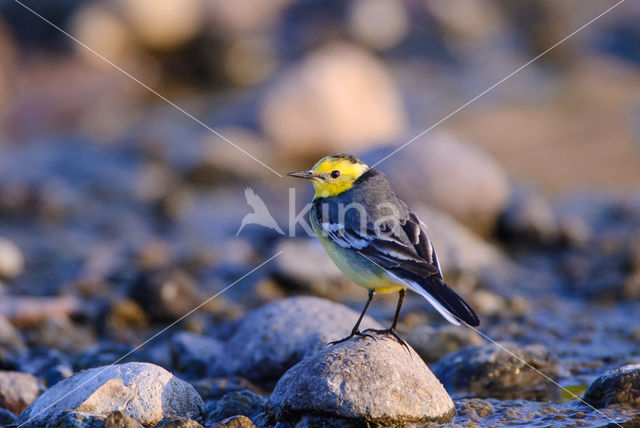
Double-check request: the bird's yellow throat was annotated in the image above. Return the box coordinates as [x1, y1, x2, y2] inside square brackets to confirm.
[310, 156, 368, 199]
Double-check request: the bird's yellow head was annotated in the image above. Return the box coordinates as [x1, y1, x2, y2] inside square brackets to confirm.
[288, 154, 369, 198]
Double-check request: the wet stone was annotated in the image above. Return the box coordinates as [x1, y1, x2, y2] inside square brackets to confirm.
[431, 342, 562, 400]
[583, 363, 640, 408]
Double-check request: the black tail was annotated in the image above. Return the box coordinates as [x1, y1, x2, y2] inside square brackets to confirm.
[405, 273, 480, 326]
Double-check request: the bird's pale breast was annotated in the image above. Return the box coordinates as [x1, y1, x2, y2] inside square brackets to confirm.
[310, 205, 403, 293]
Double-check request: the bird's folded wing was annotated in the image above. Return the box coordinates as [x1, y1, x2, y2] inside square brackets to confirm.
[320, 211, 440, 278]
[320, 209, 480, 327]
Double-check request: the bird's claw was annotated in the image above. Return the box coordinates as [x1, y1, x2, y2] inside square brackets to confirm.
[363, 328, 411, 353]
[329, 330, 376, 345]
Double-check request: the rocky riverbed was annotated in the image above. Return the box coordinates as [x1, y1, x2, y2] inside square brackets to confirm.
[1, 1, 640, 427]
[0, 89, 639, 428]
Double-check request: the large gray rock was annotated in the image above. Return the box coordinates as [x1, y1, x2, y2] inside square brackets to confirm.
[267, 333, 455, 425]
[432, 342, 562, 400]
[217, 297, 382, 383]
[0, 371, 40, 414]
[260, 42, 406, 158]
[583, 364, 640, 408]
[372, 133, 510, 235]
[16, 362, 205, 427]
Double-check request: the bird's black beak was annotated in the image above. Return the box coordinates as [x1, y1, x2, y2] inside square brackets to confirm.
[287, 170, 321, 180]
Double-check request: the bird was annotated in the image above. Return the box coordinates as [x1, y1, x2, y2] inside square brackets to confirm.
[236, 187, 285, 236]
[288, 154, 479, 345]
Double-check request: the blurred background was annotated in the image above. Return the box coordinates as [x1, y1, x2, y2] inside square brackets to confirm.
[0, 0, 639, 410]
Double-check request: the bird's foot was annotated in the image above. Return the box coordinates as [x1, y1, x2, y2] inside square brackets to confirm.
[363, 328, 410, 352]
[329, 329, 376, 345]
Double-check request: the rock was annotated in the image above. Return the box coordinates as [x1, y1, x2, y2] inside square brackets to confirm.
[25, 316, 96, 353]
[268, 333, 455, 425]
[0, 407, 16, 426]
[119, 0, 203, 50]
[42, 363, 74, 388]
[171, 332, 225, 377]
[104, 298, 149, 333]
[0, 370, 40, 414]
[468, 289, 508, 318]
[73, 342, 137, 371]
[260, 42, 406, 158]
[405, 324, 484, 364]
[210, 415, 255, 428]
[292, 415, 360, 428]
[16, 362, 205, 427]
[0, 314, 25, 352]
[0, 237, 24, 279]
[51, 410, 106, 428]
[0, 296, 83, 327]
[204, 0, 291, 36]
[497, 185, 558, 246]
[410, 204, 507, 276]
[209, 390, 265, 423]
[369, 133, 510, 235]
[348, 0, 409, 50]
[217, 297, 382, 382]
[272, 240, 356, 298]
[130, 269, 202, 321]
[189, 129, 277, 184]
[431, 342, 561, 400]
[14, 347, 71, 380]
[189, 377, 262, 401]
[583, 364, 640, 408]
[556, 214, 591, 247]
[104, 410, 144, 427]
[154, 416, 204, 428]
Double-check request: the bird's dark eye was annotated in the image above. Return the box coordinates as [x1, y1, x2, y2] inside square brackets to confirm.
[330, 170, 341, 179]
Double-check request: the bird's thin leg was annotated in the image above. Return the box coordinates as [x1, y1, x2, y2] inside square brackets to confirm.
[390, 288, 406, 331]
[364, 288, 409, 349]
[329, 289, 376, 345]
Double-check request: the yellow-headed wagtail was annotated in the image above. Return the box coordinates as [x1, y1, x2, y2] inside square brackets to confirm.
[289, 154, 479, 345]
